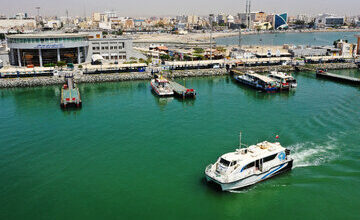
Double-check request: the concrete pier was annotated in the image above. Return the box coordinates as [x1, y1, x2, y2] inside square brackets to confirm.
[316, 71, 360, 85]
[168, 80, 196, 99]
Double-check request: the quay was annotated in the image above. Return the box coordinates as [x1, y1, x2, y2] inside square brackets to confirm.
[168, 80, 196, 99]
[316, 71, 360, 85]
[0, 63, 148, 78]
[61, 75, 82, 108]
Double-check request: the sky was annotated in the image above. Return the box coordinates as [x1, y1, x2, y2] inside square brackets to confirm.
[0, 0, 359, 17]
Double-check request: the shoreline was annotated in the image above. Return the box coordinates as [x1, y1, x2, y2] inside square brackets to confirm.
[134, 28, 360, 43]
[0, 63, 357, 89]
[212, 28, 360, 40]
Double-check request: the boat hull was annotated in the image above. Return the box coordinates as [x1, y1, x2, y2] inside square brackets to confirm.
[150, 81, 174, 97]
[206, 159, 293, 191]
[233, 75, 279, 93]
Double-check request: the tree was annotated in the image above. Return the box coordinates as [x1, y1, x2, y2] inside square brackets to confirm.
[193, 48, 204, 54]
[294, 20, 305, 25]
[160, 54, 170, 60]
[145, 58, 152, 65]
[308, 20, 315, 28]
[240, 24, 247, 29]
[112, 30, 123, 35]
[57, 61, 66, 67]
[216, 47, 226, 53]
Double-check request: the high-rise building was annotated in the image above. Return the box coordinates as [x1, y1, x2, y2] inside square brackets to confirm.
[274, 13, 288, 29]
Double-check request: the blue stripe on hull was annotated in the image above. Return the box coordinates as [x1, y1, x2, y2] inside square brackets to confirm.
[261, 164, 285, 180]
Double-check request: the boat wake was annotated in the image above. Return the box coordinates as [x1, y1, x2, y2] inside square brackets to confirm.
[289, 137, 339, 169]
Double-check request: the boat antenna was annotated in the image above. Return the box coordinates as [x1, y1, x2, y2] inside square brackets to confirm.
[239, 131, 247, 148]
[239, 131, 242, 149]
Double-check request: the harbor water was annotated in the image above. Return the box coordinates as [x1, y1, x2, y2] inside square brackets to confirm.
[216, 31, 360, 46]
[1, 70, 360, 219]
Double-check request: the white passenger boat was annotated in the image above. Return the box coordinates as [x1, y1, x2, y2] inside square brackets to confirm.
[268, 71, 297, 89]
[150, 77, 174, 97]
[233, 71, 280, 92]
[205, 135, 293, 191]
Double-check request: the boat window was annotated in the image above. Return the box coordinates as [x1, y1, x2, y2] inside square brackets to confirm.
[242, 162, 255, 171]
[263, 154, 277, 163]
[220, 158, 231, 167]
[231, 161, 237, 166]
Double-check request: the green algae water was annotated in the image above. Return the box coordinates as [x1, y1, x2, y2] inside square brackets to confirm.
[1, 70, 360, 219]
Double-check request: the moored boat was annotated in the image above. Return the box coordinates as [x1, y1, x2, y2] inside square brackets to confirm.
[268, 71, 297, 89]
[60, 75, 82, 109]
[205, 134, 293, 191]
[150, 77, 174, 97]
[316, 68, 328, 75]
[233, 71, 279, 92]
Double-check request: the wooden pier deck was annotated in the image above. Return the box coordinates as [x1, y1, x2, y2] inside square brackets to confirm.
[168, 80, 196, 99]
[316, 71, 360, 85]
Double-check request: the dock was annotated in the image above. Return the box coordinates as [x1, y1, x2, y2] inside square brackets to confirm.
[316, 71, 360, 85]
[60, 75, 82, 108]
[168, 80, 196, 99]
[229, 68, 246, 76]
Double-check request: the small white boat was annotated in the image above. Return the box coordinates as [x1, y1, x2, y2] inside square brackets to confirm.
[205, 134, 293, 191]
[268, 71, 297, 89]
[150, 77, 174, 97]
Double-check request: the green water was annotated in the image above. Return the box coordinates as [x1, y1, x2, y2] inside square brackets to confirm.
[1, 70, 360, 219]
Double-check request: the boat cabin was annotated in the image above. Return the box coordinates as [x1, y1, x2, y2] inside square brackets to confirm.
[154, 78, 170, 88]
[269, 72, 297, 86]
[215, 142, 289, 176]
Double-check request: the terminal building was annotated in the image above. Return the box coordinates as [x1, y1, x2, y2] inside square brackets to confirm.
[6, 33, 144, 67]
[7, 33, 89, 67]
[88, 37, 134, 62]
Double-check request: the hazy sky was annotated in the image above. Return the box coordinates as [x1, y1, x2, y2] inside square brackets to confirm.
[0, 0, 359, 17]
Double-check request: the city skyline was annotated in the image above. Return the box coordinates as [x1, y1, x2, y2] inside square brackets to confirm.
[0, 0, 360, 17]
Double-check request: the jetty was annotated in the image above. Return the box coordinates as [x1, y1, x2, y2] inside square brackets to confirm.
[229, 68, 246, 76]
[154, 73, 196, 99]
[168, 80, 196, 99]
[316, 71, 360, 85]
[60, 74, 82, 108]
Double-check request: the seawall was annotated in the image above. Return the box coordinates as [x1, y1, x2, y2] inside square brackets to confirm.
[0, 63, 357, 89]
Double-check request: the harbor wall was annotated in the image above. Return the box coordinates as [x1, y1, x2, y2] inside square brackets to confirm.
[0, 63, 357, 88]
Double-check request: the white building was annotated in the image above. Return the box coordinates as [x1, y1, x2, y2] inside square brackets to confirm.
[315, 14, 344, 28]
[0, 19, 36, 32]
[46, 20, 62, 29]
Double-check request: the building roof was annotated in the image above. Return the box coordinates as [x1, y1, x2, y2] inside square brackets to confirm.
[6, 33, 89, 39]
[89, 37, 131, 41]
[251, 73, 276, 83]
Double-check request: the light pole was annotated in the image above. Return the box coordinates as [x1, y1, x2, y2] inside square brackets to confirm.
[209, 14, 214, 61]
[35, 7, 40, 22]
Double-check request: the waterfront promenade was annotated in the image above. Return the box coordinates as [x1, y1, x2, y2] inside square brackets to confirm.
[0, 62, 357, 88]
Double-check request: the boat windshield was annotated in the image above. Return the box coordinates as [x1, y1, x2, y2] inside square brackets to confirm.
[219, 158, 231, 167]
